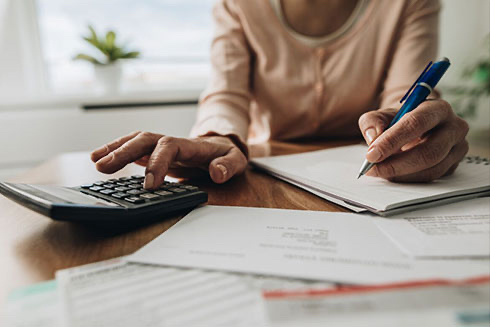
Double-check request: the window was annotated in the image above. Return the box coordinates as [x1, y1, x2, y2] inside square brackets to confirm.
[36, 0, 215, 96]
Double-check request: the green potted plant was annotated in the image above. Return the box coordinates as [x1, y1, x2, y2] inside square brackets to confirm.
[74, 26, 140, 93]
[445, 35, 489, 128]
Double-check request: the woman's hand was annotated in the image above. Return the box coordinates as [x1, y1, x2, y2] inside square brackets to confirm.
[91, 132, 248, 189]
[358, 99, 469, 182]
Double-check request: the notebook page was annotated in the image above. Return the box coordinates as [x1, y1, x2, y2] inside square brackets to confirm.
[252, 145, 490, 211]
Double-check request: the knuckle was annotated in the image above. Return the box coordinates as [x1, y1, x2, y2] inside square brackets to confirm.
[157, 136, 176, 147]
[139, 131, 154, 139]
[404, 113, 423, 133]
[457, 118, 470, 137]
[112, 148, 131, 163]
[438, 99, 452, 115]
[419, 147, 442, 167]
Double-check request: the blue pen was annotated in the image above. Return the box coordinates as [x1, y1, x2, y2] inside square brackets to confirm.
[357, 57, 451, 179]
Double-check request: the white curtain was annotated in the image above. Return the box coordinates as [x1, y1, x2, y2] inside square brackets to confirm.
[0, 0, 46, 102]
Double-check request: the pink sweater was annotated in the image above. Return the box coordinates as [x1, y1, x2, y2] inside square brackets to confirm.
[190, 0, 440, 148]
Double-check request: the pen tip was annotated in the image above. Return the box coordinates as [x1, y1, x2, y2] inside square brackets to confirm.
[357, 174, 362, 180]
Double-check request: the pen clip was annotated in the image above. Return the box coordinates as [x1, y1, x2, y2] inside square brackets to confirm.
[400, 61, 432, 103]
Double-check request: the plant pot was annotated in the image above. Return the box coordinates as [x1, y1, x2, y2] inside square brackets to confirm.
[94, 62, 122, 94]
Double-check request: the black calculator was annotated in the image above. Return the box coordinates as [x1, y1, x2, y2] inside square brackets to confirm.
[0, 175, 207, 227]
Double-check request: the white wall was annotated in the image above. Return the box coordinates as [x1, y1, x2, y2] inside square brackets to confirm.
[0, 105, 197, 180]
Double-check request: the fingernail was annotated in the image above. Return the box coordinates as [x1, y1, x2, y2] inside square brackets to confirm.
[365, 128, 377, 145]
[367, 147, 382, 162]
[96, 153, 113, 165]
[144, 173, 154, 189]
[216, 164, 227, 178]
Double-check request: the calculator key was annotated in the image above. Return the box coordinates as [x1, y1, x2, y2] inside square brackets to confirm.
[111, 192, 129, 199]
[127, 189, 146, 195]
[107, 179, 118, 182]
[140, 193, 160, 200]
[128, 184, 142, 189]
[119, 177, 133, 181]
[131, 175, 144, 179]
[181, 185, 199, 191]
[103, 183, 117, 189]
[100, 189, 116, 195]
[155, 190, 173, 196]
[114, 186, 130, 192]
[81, 184, 93, 189]
[124, 196, 144, 204]
[169, 188, 187, 193]
[93, 181, 105, 186]
[89, 186, 105, 192]
[116, 181, 131, 186]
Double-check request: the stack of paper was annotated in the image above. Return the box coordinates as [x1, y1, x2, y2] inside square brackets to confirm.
[251, 145, 490, 215]
[129, 199, 490, 285]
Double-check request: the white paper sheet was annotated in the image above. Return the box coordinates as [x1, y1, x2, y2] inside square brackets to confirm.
[264, 279, 490, 327]
[6, 280, 60, 327]
[56, 258, 267, 327]
[251, 145, 490, 213]
[129, 206, 490, 285]
[373, 198, 490, 258]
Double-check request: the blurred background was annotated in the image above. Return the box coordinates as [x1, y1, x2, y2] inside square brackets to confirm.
[0, 0, 488, 180]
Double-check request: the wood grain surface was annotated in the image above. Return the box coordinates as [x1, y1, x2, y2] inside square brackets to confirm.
[0, 138, 487, 319]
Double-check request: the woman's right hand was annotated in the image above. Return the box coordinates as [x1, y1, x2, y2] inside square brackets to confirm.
[90, 131, 248, 189]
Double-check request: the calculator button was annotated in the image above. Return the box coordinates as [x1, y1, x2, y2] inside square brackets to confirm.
[93, 181, 105, 186]
[107, 179, 118, 182]
[140, 193, 160, 200]
[81, 184, 93, 189]
[131, 175, 144, 179]
[119, 177, 133, 181]
[103, 183, 117, 189]
[155, 190, 173, 196]
[111, 192, 129, 199]
[124, 196, 144, 204]
[128, 184, 142, 189]
[100, 189, 116, 195]
[169, 188, 187, 193]
[116, 182, 131, 186]
[181, 185, 199, 191]
[89, 186, 105, 192]
[130, 179, 143, 184]
[114, 186, 130, 192]
[127, 189, 146, 195]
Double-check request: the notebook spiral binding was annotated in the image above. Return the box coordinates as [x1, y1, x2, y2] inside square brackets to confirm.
[464, 156, 489, 165]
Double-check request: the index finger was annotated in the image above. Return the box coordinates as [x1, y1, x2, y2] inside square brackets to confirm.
[91, 131, 141, 162]
[366, 100, 452, 163]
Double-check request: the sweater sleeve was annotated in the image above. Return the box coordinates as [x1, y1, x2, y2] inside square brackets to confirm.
[189, 0, 252, 155]
[379, 0, 441, 109]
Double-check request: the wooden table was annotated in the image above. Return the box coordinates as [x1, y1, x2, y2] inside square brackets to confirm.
[1, 139, 487, 319]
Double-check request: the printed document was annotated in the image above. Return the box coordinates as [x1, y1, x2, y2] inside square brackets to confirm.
[264, 278, 490, 327]
[56, 258, 266, 327]
[129, 206, 490, 285]
[374, 197, 490, 258]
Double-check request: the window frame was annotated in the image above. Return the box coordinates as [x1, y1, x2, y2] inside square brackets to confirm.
[0, 0, 207, 112]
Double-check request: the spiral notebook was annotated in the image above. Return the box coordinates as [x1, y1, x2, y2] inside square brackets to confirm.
[251, 145, 490, 216]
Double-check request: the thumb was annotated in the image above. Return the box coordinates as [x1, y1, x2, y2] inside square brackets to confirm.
[358, 108, 397, 145]
[208, 147, 248, 183]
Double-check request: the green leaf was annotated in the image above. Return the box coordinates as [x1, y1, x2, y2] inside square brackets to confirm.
[73, 53, 103, 65]
[106, 31, 116, 50]
[120, 51, 140, 59]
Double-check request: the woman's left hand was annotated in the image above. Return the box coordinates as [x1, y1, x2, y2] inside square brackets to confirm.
[358, 99, 469, 182]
